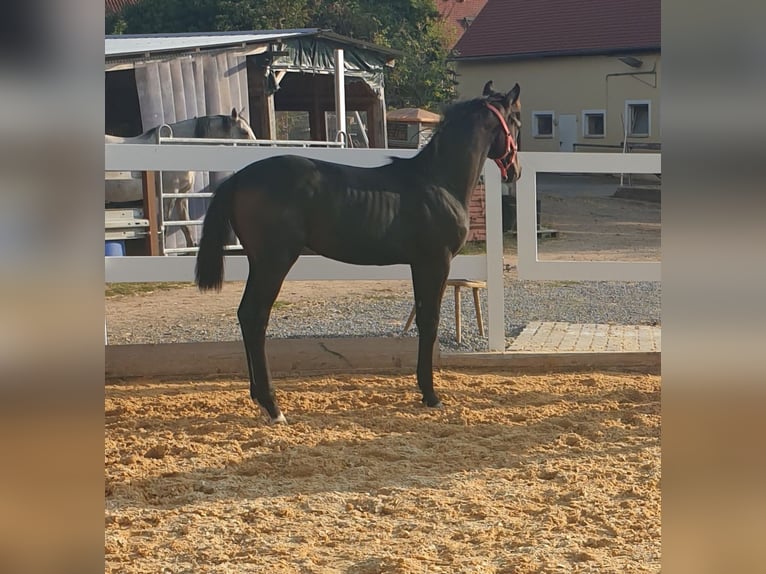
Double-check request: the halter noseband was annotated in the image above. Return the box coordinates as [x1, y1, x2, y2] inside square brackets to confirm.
[485, 102, 518, 180]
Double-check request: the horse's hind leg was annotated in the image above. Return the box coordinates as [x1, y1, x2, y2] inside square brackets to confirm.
[238, 251, 298, 423]
[410, 257, 451, 407]
[178, 199, 195, 248]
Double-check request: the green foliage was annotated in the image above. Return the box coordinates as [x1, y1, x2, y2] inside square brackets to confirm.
[106, 0, 456, 111]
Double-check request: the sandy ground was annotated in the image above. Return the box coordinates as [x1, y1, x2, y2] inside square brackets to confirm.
[105, 370, 661, 573]
[534, 187, 660, 263]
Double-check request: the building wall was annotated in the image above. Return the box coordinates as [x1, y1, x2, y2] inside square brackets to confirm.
[454, 53, 661, 152]
[467, 181, 486, 242]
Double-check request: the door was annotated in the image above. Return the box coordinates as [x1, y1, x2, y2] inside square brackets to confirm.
[558, 114, 577, 152]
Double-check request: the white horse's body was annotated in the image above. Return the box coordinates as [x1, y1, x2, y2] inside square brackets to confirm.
[105, 110, 256, 248]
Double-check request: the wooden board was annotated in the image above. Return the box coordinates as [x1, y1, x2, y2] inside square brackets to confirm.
[106, 337, 424, 379]
[105, 338, 659, 379]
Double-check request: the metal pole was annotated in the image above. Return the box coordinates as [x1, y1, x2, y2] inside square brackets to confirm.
[334, 49, 347, 144]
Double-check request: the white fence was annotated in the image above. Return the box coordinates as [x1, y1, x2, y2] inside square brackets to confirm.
[516, 152, 661, 281]
[105, 144, 660, 351]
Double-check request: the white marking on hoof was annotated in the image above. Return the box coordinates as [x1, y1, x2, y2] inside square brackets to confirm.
[270, 413, 287, 425]
[420, 399, 444, 409]
[260, 407, 287, 425]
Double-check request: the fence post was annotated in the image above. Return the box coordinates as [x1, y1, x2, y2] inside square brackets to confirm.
[483, 161, 505, 352]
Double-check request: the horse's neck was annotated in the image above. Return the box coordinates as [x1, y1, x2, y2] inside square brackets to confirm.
[415, 129, 490, 206]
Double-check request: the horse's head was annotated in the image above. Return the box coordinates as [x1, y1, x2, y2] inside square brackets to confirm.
[482, 81, 522, 183]
[224, 108, 257, 140]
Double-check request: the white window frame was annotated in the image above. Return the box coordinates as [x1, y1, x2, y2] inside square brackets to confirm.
[532, 111, 555, 138]
[582, 109, 606, 138]
[625, 100, 651, 137]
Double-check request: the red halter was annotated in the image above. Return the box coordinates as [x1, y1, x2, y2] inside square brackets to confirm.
[485, 102, 517, 181]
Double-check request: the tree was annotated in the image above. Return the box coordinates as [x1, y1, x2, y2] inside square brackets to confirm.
[106, 0, 456, 111]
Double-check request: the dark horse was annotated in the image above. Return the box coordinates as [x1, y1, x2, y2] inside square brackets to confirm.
[195, 81, 522, 424]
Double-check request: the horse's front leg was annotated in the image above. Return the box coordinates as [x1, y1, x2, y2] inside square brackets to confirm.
[410, 258, 450, 407]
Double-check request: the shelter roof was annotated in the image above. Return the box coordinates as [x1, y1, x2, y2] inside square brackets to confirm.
[452, 0, 660, 60]
[387, 108, 442, 124]
[106, 29, 400, 60]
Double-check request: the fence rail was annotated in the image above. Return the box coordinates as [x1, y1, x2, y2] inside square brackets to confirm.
[105, 144, 660, 350]
[515, 151, 661, 281]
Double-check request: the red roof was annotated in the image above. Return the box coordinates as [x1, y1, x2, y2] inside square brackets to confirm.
[436, 0, 489, 45]
[452, 0, 660, 59]
[105, 0, 139, 14]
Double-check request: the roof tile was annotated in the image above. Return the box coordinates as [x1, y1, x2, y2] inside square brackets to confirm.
[453, 0, 660, 59]
[436, 0, 490, 44]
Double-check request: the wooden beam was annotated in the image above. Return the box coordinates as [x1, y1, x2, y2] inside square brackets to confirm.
[247, 61, 275, 140]
[106, 337, 424, 379]
[441, 351, 661, 374]
[105, 339, 660, 380]
[141, 171, 160, 256]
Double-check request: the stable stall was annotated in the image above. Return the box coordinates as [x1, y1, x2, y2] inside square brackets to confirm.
[105, 29, 399, 254]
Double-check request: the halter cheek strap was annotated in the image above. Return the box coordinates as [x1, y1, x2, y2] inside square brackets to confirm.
[485, 102, 518, 180]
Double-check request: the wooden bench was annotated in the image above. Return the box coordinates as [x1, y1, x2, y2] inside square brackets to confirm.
[403, 279, 486, 344]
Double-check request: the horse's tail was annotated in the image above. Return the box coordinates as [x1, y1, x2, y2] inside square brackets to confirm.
[195, 175, 237, 292]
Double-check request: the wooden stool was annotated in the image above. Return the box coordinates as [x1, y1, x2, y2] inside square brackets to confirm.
[402, 279, 486, 344]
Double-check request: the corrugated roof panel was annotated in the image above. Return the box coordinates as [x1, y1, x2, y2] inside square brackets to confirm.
[105, 30, 320, 58]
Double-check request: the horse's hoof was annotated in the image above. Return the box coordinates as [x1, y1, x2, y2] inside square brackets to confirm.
[421, 398, 444, 409]
[260, 406, 288, 425]
[269, 413, 288, 425]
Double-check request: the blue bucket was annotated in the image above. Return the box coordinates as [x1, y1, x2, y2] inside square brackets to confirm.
[105, 240, 125, 256]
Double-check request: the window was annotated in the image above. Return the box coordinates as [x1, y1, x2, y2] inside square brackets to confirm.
[275, 111, 311, 140]
[625, 100, 650, 137]
[387, 122, 408, 142]
[532, 111, 554, 138]
[582, 109, 605, 138]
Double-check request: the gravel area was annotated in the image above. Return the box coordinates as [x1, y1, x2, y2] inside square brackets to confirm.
[105, 275, 660, 352]
[265, 276, 660, 352]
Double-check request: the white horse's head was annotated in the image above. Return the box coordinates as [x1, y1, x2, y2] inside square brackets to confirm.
[219, 108, 256, 140]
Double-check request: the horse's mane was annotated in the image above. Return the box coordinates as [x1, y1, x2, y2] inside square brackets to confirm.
[440, 97, 489, 124]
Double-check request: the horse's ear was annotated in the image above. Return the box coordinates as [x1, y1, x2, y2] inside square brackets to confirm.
[482, 81, 495, 97]
[506, 83, 521, 106]
[231, 108, 238, 120]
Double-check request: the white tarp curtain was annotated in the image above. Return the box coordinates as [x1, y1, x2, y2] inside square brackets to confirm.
[134, 52, 249, 249]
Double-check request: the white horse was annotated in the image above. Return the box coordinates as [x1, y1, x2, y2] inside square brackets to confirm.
[106, 109, 256, 248]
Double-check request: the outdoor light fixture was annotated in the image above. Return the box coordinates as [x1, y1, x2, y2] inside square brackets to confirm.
[618, 56, 644, 68]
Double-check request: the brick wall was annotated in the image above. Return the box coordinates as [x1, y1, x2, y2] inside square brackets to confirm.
[466, 181, 486, 242]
